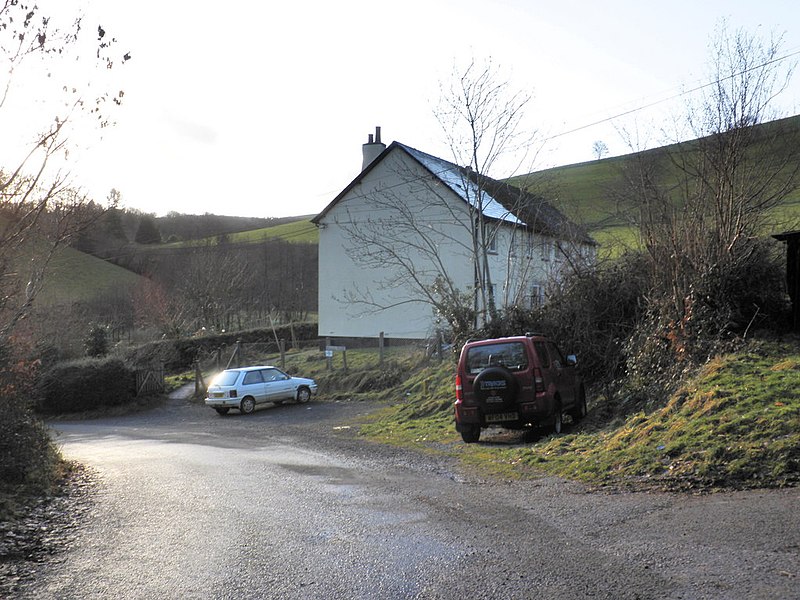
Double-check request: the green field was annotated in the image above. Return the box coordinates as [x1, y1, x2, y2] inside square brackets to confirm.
[512, 114, 800, 249]
[226, 219, 318, 244]
[37, 246, 144, 304]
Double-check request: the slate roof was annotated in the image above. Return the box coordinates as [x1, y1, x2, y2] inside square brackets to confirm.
[312, 141, 595, 246]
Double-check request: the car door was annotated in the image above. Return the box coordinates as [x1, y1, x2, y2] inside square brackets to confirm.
[260, 368, 295, 401]
[546, 342, 576, 408]
[240, 369, 267, 405]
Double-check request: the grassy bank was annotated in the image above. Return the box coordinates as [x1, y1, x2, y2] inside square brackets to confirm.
[353, 338, 799, 491]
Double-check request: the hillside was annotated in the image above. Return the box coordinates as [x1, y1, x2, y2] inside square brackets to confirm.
[155, 213, 297, 241]
[159, 216, 318, 248]
[510, 113, 800, 251]
[223, 218, 318, 244]
[37, 246, 145, 305]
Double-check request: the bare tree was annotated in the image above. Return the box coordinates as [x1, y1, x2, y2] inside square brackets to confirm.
[592, 140, 609, 160]
[0, 2, 129, 345]
[330, 60, 548, 340]
[623, 22, 800, 356]
[434, 58, 535, 325]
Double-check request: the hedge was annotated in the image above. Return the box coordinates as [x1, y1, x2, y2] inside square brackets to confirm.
[36, 357, 136, 414]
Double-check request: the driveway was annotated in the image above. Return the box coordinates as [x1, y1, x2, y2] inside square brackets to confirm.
[10, 392, 800, 599]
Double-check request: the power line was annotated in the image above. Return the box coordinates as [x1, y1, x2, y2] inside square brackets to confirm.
[544, 46, 800, 142]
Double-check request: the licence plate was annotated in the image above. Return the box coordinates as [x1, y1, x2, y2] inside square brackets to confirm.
[485, 412, 518, 423]
[211, 392, 224, 398]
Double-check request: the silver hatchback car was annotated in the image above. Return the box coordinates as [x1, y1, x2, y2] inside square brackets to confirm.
[205, 366, 318, 415]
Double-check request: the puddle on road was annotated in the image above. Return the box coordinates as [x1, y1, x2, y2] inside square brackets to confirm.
[276, 463, 360, 487]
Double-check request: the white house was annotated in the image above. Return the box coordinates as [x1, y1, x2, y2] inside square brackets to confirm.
[312, 128, 596, 341]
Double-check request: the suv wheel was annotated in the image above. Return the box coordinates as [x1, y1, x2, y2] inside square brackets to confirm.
[460, 425, 481, 443]
[550, 401, 563, 435]
[569, 386, 588, 422]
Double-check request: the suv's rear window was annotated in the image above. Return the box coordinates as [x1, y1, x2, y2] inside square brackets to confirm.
[466, 342, 529, 374]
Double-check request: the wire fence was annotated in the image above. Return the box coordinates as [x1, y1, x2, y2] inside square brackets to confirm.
[189, 335, 443, 399]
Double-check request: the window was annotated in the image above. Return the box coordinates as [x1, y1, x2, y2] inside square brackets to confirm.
[487, 232, 498, 254]
[466, 342, 529, 373]
[533, 341, 550, 368]
[526, 233, 535, 257]
[261, 368, 285, 382]
[530, 285, 543, 308]
[242, 370, 264, 385]
[547, 342, 566, 369]
[541, 239, 553, 261]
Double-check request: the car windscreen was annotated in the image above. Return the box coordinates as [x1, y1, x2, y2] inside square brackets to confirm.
[211, 371, 240, 386]
[466, 342, 529, 374]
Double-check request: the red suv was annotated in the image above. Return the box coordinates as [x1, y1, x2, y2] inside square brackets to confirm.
[454, 333, 587, 443]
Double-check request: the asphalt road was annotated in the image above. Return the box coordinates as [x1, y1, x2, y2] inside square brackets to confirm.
[17, 392, 800, 599]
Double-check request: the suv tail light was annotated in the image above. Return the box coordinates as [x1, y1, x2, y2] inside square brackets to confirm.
[533, 368, 545, 393]
[455, 374, 463, 402]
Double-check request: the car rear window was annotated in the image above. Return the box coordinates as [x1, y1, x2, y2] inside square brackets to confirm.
[212, 371, 240, 386]
[466, 342, 529, 374]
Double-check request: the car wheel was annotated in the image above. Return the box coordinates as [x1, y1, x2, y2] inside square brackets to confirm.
[569, 386, 588, 422]
[296, 387, 311, 403]
[460, 425, 481, 443]
[240, 397, 256, 414]
[214, 408, 229, 416]
[550, 401, 563, 435]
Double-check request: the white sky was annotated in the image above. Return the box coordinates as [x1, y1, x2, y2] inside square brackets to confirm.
[4, 0, 800, 218]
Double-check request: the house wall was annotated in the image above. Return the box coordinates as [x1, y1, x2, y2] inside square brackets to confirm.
[317, 148, 476, 339]
[488, 227, 572, 309]
[316, 146, 597, 340]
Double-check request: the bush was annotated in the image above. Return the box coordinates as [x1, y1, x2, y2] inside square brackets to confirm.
[479, 252, 649, 388]
[624, 240, 790, 401]
[36, 357, 136, 413]
[0, 339, 61, 495]
[84, 324, 109, 357]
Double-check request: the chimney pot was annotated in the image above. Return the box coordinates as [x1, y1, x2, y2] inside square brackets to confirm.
[361, 126, 387, 171]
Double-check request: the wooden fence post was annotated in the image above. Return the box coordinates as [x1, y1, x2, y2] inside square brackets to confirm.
[379, 331, 385, 365]
[194, 360, 206, 399]
[326, 337, 332, 371]
[279, 338, 286, 370]
[226, 340, 242, 369]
